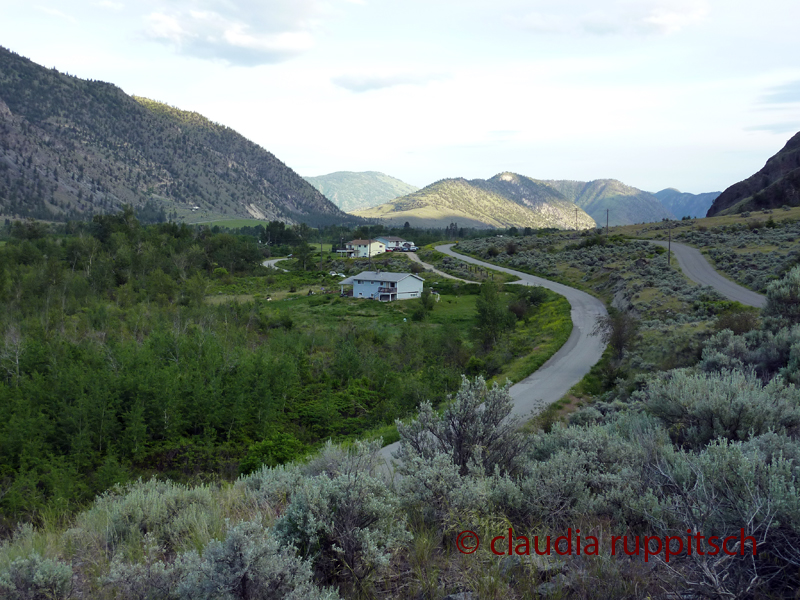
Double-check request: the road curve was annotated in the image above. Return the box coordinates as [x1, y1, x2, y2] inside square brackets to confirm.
[262, 258, 289, 272]
[648, 241, 766, 308]
[378, 244, 607, 471]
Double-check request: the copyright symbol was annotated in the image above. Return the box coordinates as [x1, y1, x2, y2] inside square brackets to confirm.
[456, 530, 480, 554]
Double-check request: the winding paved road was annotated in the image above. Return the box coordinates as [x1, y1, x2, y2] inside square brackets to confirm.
[435, 244, 608, 418]
[262, 258, 289, 272]
[378, 244, 608, 471]
[648, 241, 766, 308]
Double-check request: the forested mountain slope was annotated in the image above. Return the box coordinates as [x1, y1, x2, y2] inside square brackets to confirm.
[353, 172, 596, 230]
[303, 171, 418, 212]
[654, 188, 720, 219]
[542, 178, 674, 225]
[0, 46, 348, 225]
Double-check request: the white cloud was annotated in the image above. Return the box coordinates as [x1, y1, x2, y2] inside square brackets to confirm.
[759, 80, 800, 105]
[514, 0, 709, 36]
[332, 71, 445, 93]
[36, 6, 78, 23]
[142, 0, 335, 65]
[94, 1, 123, 10]
[744, 123, 800, 134]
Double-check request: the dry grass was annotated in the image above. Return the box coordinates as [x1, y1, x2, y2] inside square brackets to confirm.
[612, 205, 800, 240]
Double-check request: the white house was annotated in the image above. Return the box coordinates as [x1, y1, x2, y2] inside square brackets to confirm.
[376, 236, 406, 250]
[344, 239, 386, 258]
[339, 271, 424, 301]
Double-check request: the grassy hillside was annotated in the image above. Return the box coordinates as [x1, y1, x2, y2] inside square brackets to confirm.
[0, 46, 350, 225]
[353, 173, 596, 230]
[304, 171, 419, 213]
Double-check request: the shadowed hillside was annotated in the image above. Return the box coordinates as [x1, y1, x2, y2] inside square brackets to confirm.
[707, 131, 800, 216]
[304, 171, 418, 213]
[541, 178, 675, 225]
[654, 188, 720, 219]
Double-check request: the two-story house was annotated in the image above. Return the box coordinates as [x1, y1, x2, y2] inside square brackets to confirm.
[339, 271, 424, 301]
[344, 239, 386, 258]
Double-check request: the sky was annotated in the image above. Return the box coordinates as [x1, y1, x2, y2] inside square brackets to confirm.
[1, 0, 799, 194]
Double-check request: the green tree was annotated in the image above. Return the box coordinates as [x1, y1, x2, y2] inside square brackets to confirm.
[592, 308, 639, 360]
[292, 243, 315, 271]
[475, 282, 514, 348]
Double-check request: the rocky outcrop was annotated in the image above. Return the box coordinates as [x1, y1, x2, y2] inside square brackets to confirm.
[707, 132, 800, 216]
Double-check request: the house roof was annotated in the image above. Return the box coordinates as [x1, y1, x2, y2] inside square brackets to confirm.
[346, 239, 383, 245]
[339, 271, 424, 285]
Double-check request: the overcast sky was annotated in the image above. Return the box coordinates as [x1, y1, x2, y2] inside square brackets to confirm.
[2, 0, 799, 193]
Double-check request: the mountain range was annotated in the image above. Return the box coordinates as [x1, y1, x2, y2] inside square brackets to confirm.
[539, 179, 674, 226]
[352, 174, 715, 229]
[707, 131, 800, 216]
[303, 171, 418, 213]
[0, 46, 349, 225]
[352, 172, 596, 230]
[653, 188, 720, 219]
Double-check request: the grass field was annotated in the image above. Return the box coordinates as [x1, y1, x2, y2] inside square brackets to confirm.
[206, 265, 573, 407]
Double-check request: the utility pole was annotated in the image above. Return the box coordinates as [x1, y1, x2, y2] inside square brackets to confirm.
[606, 209, 609, 236]
[319, 228, 323, 272]
[667, 221, 672, 268]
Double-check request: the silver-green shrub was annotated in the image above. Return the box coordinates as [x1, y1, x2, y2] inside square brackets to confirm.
[395, 375, 529, 477]
[640, 368, 800, 449]
[235, 463, 303, 511]
[700, 324, 800, 381]
[647, 439, 800, 598]
[107, 522, 338, 600]
[764, 265, 800, 329]
[497, 415, 666, 528]
[395, 447, 491, 532]
[78, 477, 217, 554]
[106, 533, 193, 600]
[179, 520, 338, 600]
[0, 552, 73, 600]
[273, 441, 409, 587]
